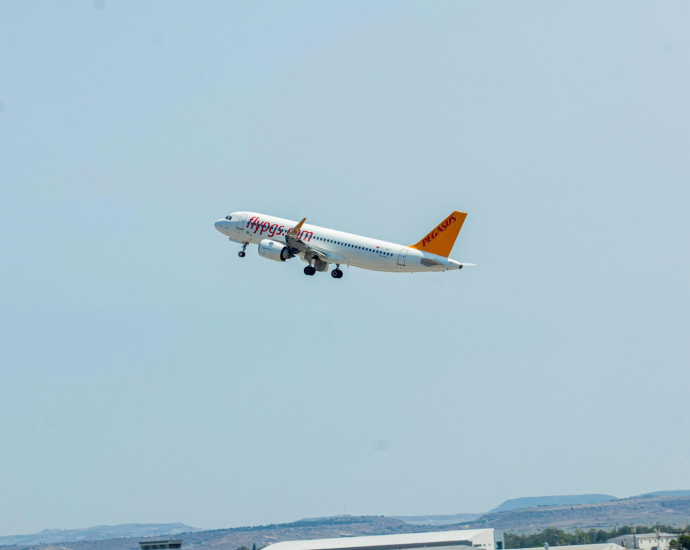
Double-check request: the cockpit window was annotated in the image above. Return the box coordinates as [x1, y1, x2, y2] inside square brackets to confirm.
[225, 215, 232, 220]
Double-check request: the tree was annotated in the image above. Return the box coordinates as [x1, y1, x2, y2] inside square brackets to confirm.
[505, 526, 687, 549]
[671, 535, 690, 550]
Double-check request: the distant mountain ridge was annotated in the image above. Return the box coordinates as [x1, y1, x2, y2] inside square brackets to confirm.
[391, 513, 482, 526]
[0, 523, 201, 547]
[5, 490, 690, 550]
[455, 494, 690, 533]
[2, 517, 442, 550]
[491, 494, 618, 513]
[639, 491, 690, 498]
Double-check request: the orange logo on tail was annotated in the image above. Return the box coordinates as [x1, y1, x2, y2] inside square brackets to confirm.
[421, 214, 457, 248]
[410, 211, 467, 258]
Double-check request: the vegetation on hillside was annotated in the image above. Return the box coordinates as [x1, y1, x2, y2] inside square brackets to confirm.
[505, 525, 689, 548]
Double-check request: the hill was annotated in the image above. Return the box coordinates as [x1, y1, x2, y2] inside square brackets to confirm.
[2, 517, 445, 550]
[491, 495, 617, 513]
[456, 494, 690, 533]
[4, 492, 690, 550]
[391, 513, 481, 526]
[0, 524, 201, 547]
[638, 491, 690, 498]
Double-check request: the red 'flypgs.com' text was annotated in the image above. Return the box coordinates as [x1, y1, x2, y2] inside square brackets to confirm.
[246, 217, 313, 242]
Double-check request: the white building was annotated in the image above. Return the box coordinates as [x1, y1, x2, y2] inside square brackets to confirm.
[514, 544, 624, 550]
[608, 534, 677, 550]
[262, 529, 505, 550]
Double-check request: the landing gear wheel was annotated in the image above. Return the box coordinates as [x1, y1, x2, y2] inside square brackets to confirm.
[238, 251, 246, 258]
[304, 266, 316, 276]
[331, 269, 343, 279]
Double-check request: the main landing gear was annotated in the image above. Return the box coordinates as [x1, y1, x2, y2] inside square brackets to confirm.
[238, 242, 248, 258]
[304, 263, 343, 279]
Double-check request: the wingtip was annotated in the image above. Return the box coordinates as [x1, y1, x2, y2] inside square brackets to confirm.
[287, 217, 307, 235]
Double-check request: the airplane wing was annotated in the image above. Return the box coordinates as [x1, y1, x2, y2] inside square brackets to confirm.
[284, 218, 330, 262]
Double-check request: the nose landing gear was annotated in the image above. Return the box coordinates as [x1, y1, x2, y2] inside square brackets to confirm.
[238, 242, 248, 258]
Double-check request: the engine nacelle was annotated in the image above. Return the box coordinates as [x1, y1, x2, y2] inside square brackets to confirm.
[258, 239, 293, 262]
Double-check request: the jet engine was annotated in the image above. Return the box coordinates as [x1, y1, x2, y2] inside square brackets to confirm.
[258, 239, 293, 262]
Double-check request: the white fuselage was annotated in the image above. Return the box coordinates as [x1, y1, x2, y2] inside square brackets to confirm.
[215, 212, 467, 273]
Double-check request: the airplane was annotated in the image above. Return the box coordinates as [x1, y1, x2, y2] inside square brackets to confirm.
[213, 211, 474, 279]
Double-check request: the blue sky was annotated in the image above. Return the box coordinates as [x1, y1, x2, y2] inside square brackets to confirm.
[1, 0, 689, 537]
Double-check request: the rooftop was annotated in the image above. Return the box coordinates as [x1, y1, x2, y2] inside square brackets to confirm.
[514, 545, 624, 550]
[609, 534, 677, 539]
[263, 529, 497, 550]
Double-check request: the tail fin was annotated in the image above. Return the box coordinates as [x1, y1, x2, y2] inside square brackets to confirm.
[409, 211, 467, 257]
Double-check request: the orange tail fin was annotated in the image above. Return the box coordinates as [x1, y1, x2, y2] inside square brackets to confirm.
[409, 211, 467, 257]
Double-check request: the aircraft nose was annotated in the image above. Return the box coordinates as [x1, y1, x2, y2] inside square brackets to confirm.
[214, 219, 226, 233]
